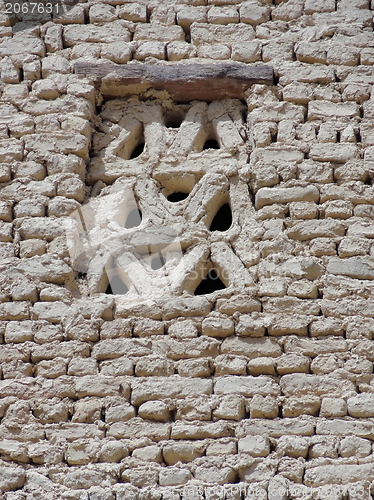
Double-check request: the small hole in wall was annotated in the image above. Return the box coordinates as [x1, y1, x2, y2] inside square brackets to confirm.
[159, 173, 196, 202]
[164, 109, 186, 128]
[151, 254, 166, 270]
[167, 192, 189, 203]
[356, 130, 362, 143]
[271, 131, 277, 143]
[194, 269, 226, 295]
[203, 139, 220, 150]
[106, 275, 129, 295]
[336, 131, 341, 143]
[210, 203, 232, 232]
[165, 117, 182, 128]
[130, 143, 145, 159]
[125, 208, 142, 229]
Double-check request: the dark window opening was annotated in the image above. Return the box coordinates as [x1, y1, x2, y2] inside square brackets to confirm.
[125, 208, 142, 229]
[194, 269, 226, 295]
[167, 192, 189, 203]
[151, 254, 166, 270]
[164, 111, 185, 129]
[130, 142, 145, 159]
[210, 203, 232, 232]
[271, 131, 277, 143]
[203, 139, 220, 150]
[106, 275, 129, 295]
[336, 131, 341, 143]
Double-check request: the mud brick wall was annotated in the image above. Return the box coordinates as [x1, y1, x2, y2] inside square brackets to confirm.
[1, 0, 374, 498]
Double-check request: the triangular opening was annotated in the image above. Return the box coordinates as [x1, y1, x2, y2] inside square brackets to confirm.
[151, 254, 166, 270]
[203, 139, 220, 150]
[167, 192, 189, 203]
[106, 275, 129, 295]
[194, 269, 226, 295]
[130, 142, 145, 159]
[125, 208, 142, 229]
[210, 203, 232, 232]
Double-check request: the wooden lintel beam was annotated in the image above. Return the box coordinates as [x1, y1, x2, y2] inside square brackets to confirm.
[74, 61, 273, 102]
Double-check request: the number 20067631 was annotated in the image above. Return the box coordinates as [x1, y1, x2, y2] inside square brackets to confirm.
[3, 2, 59, 14]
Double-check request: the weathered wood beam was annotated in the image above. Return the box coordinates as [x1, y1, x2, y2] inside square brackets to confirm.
[74, 61, 273, 102]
